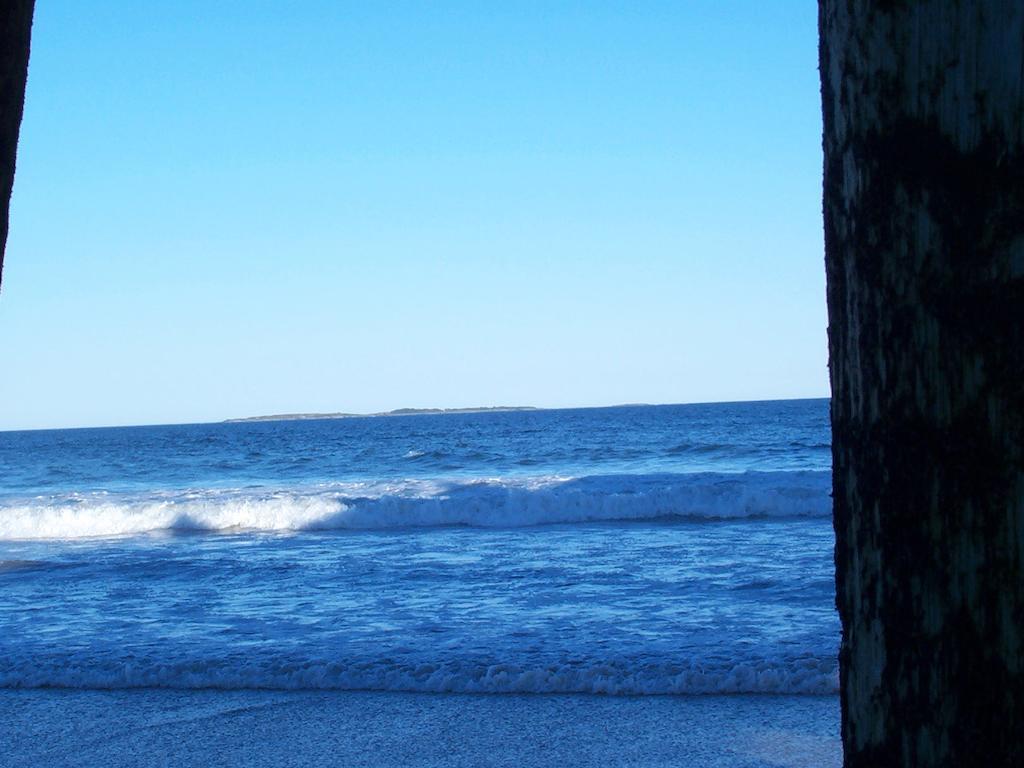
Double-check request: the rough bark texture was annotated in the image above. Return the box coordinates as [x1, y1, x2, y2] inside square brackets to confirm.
[0, 0, 34, 292]
[820, 1, 1024, 765]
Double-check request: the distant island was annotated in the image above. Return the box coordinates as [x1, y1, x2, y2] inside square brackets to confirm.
[224, 406, 541, 423]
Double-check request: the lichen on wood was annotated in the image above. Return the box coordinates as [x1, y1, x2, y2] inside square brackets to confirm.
[821, 1, 1024, 765]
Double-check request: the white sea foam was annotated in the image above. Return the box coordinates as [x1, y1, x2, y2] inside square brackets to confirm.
[0, 655, 838, 695]
[0, 493, 343, 540]
[0, 471, 831, 541]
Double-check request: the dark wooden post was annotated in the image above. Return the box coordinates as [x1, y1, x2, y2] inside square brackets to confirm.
[820, 1, 1024, 765]
[0, 0, 35, 291]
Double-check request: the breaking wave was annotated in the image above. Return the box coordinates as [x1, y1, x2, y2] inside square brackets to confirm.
[0, 470, 831, 541]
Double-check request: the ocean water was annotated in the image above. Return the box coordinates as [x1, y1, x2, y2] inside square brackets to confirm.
[0, 399, 838, 695]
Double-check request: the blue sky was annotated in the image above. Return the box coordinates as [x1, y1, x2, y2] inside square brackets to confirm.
[1, 1, 825, 430]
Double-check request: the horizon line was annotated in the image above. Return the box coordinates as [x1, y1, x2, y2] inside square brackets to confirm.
[0, 395, 830, 434]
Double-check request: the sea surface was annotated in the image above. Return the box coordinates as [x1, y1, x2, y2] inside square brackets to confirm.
[0, 399, 838, 695]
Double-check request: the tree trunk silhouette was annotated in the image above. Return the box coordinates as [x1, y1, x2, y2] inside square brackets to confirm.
[820, 1, 1024, 765]
[0, 0, 34, 292]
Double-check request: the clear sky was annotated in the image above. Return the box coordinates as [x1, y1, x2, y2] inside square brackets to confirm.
[1, 1, 826, 430]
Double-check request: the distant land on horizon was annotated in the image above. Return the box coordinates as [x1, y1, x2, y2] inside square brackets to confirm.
[222, 398, 828, 424]
[224, 406, 543, 423]
[0, 398, 831, 432]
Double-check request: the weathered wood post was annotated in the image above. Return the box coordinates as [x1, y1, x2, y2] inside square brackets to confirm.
[820, 1, 1024, 765]
[0, 0, 35, 291]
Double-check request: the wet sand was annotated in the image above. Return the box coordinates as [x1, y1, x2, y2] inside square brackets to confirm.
[1, 690, 840, 768]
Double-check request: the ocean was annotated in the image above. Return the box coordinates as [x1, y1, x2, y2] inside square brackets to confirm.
[0, 399, 837, 697]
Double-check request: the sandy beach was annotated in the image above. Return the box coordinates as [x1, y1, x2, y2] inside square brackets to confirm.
[1, 690, 840, 768]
